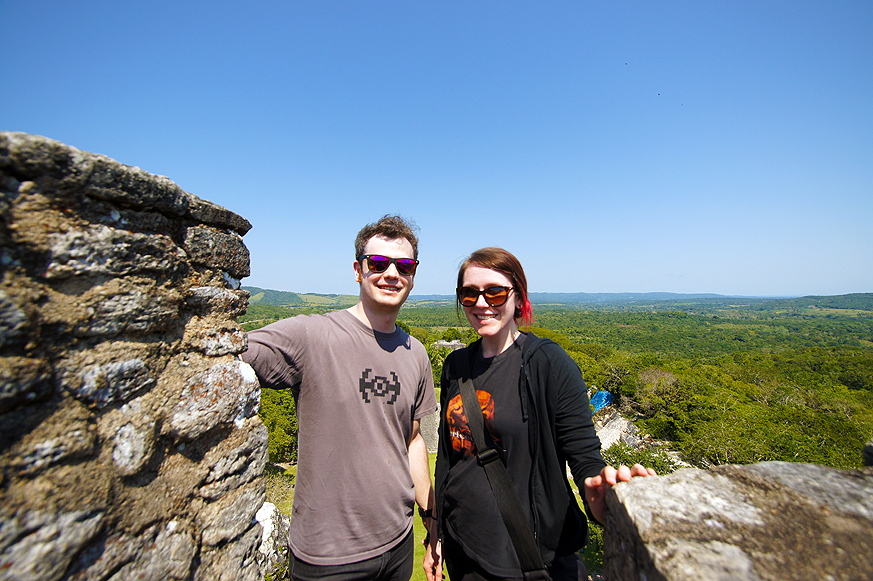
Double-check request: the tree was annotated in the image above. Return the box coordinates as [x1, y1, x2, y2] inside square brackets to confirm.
[259, 388, 298, 464]
[441, 327, 463, 342]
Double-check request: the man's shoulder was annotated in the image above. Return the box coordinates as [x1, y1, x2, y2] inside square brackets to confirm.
[398, 330, 432, 364]
[248, 310, 353, 342]
[296, 309, 354, 329]
[403, 328, 422, 347]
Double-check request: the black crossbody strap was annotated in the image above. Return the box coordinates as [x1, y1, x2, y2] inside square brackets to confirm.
[457, 352, 549, 578]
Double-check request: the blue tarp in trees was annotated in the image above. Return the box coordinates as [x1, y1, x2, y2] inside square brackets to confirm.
[590, 391, 613, 412]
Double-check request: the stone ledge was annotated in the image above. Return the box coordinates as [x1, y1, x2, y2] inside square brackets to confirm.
[604, 462, 873, 580]
[0, 132, 251, 235]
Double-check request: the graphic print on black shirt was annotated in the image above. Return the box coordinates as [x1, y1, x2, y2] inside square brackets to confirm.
[446, 390, 500, 455]
[358, 368, 400, 404]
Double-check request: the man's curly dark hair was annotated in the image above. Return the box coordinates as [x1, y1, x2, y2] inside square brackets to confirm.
[354, 215, 420, 260]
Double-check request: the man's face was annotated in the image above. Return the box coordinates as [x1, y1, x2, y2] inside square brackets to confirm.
[354, 235, 416, 313]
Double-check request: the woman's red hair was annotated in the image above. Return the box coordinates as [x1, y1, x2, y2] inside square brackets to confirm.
[456, 247, 534, 328]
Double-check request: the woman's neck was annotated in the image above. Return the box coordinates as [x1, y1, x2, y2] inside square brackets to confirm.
[480, 325, 520, 358]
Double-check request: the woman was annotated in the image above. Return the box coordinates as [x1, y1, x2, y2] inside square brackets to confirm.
[433, 247, 654, 581]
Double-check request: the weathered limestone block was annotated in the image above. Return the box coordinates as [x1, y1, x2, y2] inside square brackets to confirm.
[201, 326, 247, 356]
[0, 133, 95, 191]
[0, 287, 43, 351]
[0, 356, 51, 414]
[198, 418, 269, 500]
[45, 224, 187, 279]
[199, 481, 266, 546]
[195, 523, 262, 581]
[110, 420, 156, 476]
[603, 462, 873, 580]
[742, 461, 873, 520]
[108, 523, 195, 581]
[184, 225, 250, 279]
[83, 157, 193, 218]
[0, 133, 262, 581]
[0, 509, 104, 581]
[76, 358, 156, 409]
[169, 359, 261, 440]
[0, 290, 28, 347]
[7, 405, 97, 474]
[53, 341, 165, 412]
[596, 410, 641, 451]
[186, 286, 250, 318]
[183, 316, 248, 357]
[188, 196, 252, 236]
[0, 132, 254, 235]
[256, 502, 291, 578]
[65, 520, 196, 581]
[76, 287, 182, 337]
[0, 132, 251, 234]
[93, 393, 158, 478]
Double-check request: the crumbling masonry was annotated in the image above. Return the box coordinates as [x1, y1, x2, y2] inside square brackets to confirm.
[0, 132, 265, 580]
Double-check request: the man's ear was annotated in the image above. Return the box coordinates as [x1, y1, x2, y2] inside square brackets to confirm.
[354, 259, 363, 283]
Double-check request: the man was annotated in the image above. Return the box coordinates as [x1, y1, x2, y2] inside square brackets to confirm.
[243, 215, 441, 581]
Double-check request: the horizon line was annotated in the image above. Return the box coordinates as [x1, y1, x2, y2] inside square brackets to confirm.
[242, 285, 873, 300]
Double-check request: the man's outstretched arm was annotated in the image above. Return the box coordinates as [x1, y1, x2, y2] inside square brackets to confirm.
[409, 421, 442, 581]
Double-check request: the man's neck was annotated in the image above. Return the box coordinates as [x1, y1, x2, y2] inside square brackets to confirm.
[347, 302, 399, 334]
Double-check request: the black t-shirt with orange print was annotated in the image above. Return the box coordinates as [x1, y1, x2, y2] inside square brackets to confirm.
[442, 334, 533, 578]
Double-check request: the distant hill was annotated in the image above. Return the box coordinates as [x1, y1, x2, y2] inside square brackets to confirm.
[522, 292, 873, 311]
[244, 287, 304, 306]
[243, 287, 873, 311]
[243, 286, 358, 307]
[403, 292, 739, 304]
[765, 293, 873, 311]
[525, 292, 736, 304]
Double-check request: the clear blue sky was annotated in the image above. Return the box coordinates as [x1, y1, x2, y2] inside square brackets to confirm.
[4, 1, 871, 297]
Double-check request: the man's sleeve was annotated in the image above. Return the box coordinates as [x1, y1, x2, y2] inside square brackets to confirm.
[242, 317, 306, 390]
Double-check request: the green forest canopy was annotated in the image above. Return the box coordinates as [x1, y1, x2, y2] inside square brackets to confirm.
[244, 292, 873, 470]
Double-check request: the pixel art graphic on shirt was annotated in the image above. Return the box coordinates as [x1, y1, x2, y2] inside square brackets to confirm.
[359, 369, 401, 404]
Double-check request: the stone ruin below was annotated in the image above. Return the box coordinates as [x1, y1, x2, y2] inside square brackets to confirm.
[2, 132, 871, 581]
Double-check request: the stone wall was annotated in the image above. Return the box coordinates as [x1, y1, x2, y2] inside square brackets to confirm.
[0, 132, 267, 580]
[603, 461, 873, 580]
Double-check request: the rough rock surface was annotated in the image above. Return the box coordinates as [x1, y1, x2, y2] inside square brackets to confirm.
[603, 461, 873, 580]
[256, 502, 291, 577]
[0, 133, 264, 580]
[594, 410, 642, 451]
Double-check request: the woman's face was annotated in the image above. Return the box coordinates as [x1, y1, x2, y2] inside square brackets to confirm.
[460, 265, 519, 341]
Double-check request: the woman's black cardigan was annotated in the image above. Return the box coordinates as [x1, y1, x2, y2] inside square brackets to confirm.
[434, 332, 607, 565]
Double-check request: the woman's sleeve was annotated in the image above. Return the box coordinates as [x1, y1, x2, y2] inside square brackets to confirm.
[550, 345, 606, 483]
